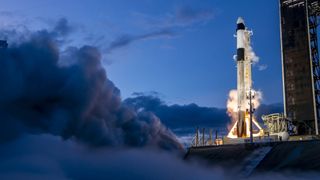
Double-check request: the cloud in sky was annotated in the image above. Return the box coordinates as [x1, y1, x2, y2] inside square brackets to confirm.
[0, 17, 75, 45]
[168, 6, 215, 27]
[104, 6, 215, 54]
[53, 18, 74, 37]
[106, 29, 175, 53]
[258, 64, 268, 71]
[133, 6, 215, 29]
[124, 93, 283, 131]
[0, 7, 215, 61]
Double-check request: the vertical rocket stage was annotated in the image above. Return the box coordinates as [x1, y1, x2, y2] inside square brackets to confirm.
[236, 17, 247, 137]
[227, 17, 263, 139]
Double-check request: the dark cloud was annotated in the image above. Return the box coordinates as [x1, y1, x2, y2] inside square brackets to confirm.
[0, 20, 182, 151]
[107, 29, 175, 53]
[52, 18, 73, 37]
[124, 93, 229, 130]
[0, 17, 73, 45]
[124, 93, 284, 130]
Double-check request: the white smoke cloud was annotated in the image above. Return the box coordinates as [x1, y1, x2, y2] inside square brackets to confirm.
[247, 45, 259, 64]
[0, 134, 317, 180]
[0, 135, 225, 180]
[226, 89, 262, 130]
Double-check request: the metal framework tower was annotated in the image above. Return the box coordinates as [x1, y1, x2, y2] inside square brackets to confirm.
[280, 0, 320, 135]
[308, 1, 320, 134]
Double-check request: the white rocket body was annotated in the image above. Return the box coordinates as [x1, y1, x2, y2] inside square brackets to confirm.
[236, 17, 252, 137]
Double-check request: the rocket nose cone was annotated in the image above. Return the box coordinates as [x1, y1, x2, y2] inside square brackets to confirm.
[237, 17, 245, 25]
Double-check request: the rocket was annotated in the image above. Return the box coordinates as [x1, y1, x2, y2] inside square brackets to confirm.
[227, 17, 263, 139]
[236, 17, 252, 137]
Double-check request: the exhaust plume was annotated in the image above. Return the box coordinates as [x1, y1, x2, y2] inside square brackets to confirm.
[226, 89, 262, 131]
[0, 19, 182, 151]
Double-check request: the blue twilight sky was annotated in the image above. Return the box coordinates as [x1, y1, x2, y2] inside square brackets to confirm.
[0, 0, 282, 108]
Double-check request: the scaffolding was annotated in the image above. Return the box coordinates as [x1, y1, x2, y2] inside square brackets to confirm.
[262, 113, 297, 135]
[191, 128, 223, 147]
[280, 0, 320, 135]
[308, 0, 320, 134]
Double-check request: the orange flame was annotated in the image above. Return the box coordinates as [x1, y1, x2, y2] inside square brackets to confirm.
[226, 89, 263, 138]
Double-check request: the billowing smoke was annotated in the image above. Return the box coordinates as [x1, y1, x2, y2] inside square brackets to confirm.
[0, 135, 226, 180]
[0, 134, 317, 180]
[0, 19, 182, 151]
[226, 89, 262, 130]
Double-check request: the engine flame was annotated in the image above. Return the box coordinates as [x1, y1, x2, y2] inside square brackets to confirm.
[226, 89, 263, 139]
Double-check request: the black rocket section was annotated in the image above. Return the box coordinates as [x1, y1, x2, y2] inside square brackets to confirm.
[237, 20, 245, 62]
[237, 48, 245, 61]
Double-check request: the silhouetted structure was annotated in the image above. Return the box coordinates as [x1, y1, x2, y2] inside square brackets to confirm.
[280, 0, 320, 135]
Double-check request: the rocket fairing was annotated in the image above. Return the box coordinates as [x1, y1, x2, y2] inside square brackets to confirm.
[236, 17, 252, 137]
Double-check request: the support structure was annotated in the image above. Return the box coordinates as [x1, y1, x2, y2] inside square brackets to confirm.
[308, 1, 320, 135]
[248, 89, 255, 143]
[280, 0, 320, 135]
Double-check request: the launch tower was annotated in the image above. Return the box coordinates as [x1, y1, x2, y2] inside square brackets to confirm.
[280, 0, 320, 135]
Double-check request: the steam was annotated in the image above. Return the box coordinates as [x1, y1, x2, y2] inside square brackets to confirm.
[0, 134, 317, 180]
[0, 135, 225, 180]
[233, 31, 260, 65]
[226, 89, 262, 130]
[247, 43, 259, 64]
[0, 19, 182, 151]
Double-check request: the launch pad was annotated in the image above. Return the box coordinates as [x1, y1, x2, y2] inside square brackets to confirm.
[186, 1, 320, 176]
[190, 0, 320, 148]
[185, 139, 320, 176]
